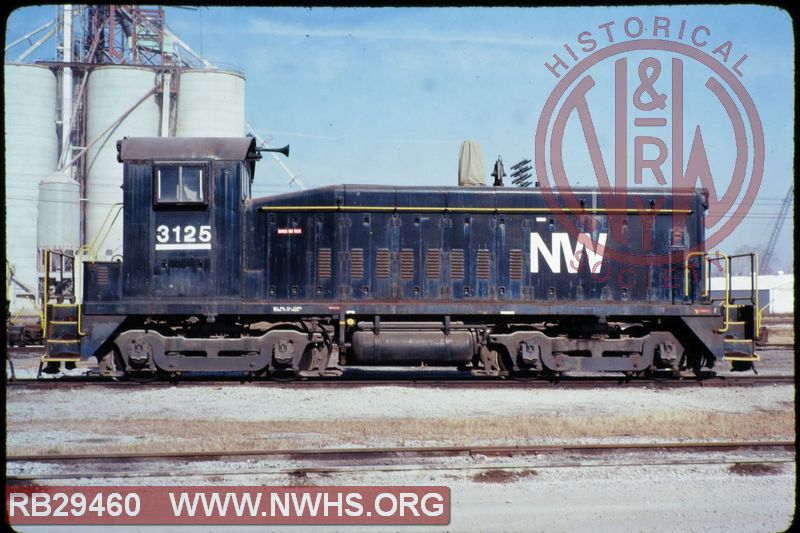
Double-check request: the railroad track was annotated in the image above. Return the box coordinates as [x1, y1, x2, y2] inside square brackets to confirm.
[5, 373, 794, 389]
[7, 441, 795, 482]
[760, 316, 794, 325]
[757, 344, 794, 350]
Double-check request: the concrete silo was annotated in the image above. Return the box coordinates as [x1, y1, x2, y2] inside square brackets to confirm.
[84, 66, 160, 260]
[176, 69, 245, 137]
[4, 64, 58, 315]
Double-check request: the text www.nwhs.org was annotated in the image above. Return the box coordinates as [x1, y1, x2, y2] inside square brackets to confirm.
[6, 486, 450, 525]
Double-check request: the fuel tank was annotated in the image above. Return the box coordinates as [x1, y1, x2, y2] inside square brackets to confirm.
[349, 322, 477, 365]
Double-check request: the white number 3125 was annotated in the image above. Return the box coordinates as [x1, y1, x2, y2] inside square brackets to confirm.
[155, 225, 212, 250]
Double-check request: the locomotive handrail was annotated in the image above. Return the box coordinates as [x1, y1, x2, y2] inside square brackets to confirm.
[707, 252, 732, 333]
[41, 250, 86, 343]
[88, 203, 123, 263]
[684, 251, 734, 332]
[41, 250, 49, 339]
[726, 252, 761, 336]
[684, 251, 709, 300]
[74, 245, 92, 336]
[684, 251, 761, 336]
[259, 205, 694, 215]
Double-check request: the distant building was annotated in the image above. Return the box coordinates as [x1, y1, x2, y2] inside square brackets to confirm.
[709, 273, 794, 315]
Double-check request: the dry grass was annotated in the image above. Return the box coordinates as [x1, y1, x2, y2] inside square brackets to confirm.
[472, 469, 537, 483]
[6, 408, 794, 456]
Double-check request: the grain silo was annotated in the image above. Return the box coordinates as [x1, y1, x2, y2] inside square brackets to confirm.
[84, 66, 160, 259]
[5, 5, 251, 319]
[4, 64, 59, 314]
[176, 69, 245, 137]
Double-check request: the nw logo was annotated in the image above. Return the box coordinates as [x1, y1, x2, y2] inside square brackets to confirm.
[530, 232, 608, 274]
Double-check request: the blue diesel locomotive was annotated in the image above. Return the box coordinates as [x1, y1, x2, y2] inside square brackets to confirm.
[41, 137, 760, 379]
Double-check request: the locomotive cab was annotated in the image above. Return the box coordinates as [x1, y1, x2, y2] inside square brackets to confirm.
[84, 137, 259, 304]
[74, 138, 268, 373]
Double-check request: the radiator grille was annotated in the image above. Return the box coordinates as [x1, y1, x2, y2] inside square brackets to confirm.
[477, 249, 491, 280]
[426, 249, 440, 280]
[318, 248, 332, 279]
[509, 249, 524, 280]
[400, 248, 414, 280]
[376, 249, 390, 279]
[350, 248, 364, 279]
[96, 266, 109, 286]
[450, 249, 464, 280]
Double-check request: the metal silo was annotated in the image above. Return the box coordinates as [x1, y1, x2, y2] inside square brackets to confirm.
[85, 66, 159, 260]
[37, 170, 81, 251]
[4, 64, 58, 314]
[176, 69, 245, 137]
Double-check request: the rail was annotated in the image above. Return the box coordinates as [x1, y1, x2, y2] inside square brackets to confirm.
[7, 373, 793, 388]
[7, 440, 795, 463]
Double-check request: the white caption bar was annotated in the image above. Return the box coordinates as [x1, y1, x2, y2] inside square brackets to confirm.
[155, 243, 212, 251]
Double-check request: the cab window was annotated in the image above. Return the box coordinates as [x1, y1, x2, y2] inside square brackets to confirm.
[155, 164, 206, 204]
[241, 163, 252, 200]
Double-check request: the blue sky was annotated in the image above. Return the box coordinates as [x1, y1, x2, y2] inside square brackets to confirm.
[5, 5, 795, 271]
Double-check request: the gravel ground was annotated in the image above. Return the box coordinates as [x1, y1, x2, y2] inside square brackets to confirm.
[5, 380, 795, 422]
[5, 381, 795, 453]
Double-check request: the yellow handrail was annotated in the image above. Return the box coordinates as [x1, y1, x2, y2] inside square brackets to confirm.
[42, 249, 86, 342]
[77, 302, 85, 336]
[89, 203, 123, 262]
[76, 245, 89, 337]
[708, 252, 731, 333]
[42, 250, 50, 341]
[684, 250, 761, 340]
[684, 251, 709, 300]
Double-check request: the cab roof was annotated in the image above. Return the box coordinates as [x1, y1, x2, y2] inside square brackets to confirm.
[116, 136, 260, 177]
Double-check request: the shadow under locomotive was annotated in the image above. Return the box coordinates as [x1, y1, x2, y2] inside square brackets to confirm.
[40, 137, 761, 380]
